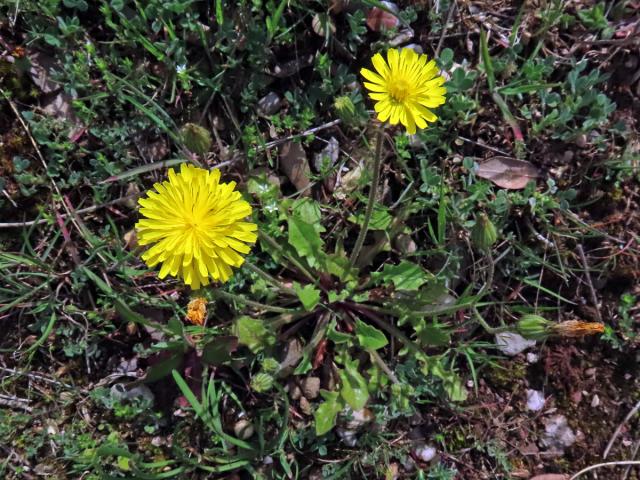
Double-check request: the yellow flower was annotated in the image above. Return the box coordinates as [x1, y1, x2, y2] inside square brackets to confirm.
[360, 48, 446, 134]
[186, 297, 207, 326]
[135, 164, 257, 288]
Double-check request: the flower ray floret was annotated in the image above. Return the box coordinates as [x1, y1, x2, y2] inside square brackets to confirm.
[360, 48, 447, 134]
[135, 164, 257, 288]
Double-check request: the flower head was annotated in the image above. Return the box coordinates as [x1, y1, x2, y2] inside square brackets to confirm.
[360, 48, 446, 134]
[551, 320, 605, 338]
[136, 164, 257, 288]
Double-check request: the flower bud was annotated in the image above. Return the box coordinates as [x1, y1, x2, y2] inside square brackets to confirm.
[516, 314, 552, 340]
[471, 213, 497, 251]
[251, 372, 274, 393]
[334, 95, 357, 125]
[262, 357, 280, 374]
[180, 123, 212, 156]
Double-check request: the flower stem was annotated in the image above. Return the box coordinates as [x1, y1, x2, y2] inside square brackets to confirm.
[349, 126, 385, 269]
[258, 231, 317, 284]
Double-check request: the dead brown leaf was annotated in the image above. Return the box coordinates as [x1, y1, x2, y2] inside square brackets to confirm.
[476, 156, 539, 189]
[366, 3, 400, 32]
[279, 141, 311, 194]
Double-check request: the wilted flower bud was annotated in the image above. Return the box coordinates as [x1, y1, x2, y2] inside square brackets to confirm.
[551, 320, 605, 338]
[186, 297, 207, 326]
[180, 123, 212, 156]
[516, 314, 552, 340]
[471, 213, 497, 250]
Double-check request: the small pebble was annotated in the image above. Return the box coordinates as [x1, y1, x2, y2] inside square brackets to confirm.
[526, 389, 545, 412]
[412, 444, 436, 462]
[495, 332, 536, 356]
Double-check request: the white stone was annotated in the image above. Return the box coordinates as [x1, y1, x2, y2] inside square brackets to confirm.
[526, 389, 545, 412]
[495, 332, 536, 356]
[413, 445, 436, 462]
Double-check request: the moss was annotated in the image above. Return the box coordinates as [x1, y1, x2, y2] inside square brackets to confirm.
[485, 359, 528, 390]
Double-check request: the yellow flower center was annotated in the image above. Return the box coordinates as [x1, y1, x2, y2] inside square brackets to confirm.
[388, 78, 411, 102]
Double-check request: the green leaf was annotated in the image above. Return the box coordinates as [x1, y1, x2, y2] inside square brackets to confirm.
[373, 261, 432, 291]
[314, 390, 343, 435]
[416, 324, 451, 347]
[233, 316, 275, 353]
[339, 359, 369, 410]
[293, 282, 321, 311]
[348, 204, 392, 230]
[167, 317, 184, 337]
[430, 360, 468, 402]
[327, 319, 353, 345]
[201, 336, 238, 365]
[291, 198, 324, 225]
[117, 456, 131, 471]
[293, 350, 312, 375]
[355, 319, 387, 350]
[287, 216, 324, 268]
[144, 353, 184, 383]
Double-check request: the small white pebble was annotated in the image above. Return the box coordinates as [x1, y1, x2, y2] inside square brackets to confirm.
[413, 445, 437, 462]
[495, 332, 536, 356]
[526, 352, 539, 363]
[526, 389, 545, 412]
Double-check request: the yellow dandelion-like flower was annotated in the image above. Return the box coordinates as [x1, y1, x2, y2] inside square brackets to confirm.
[360, 48, 447, 134]
[135, 164, 257, 289]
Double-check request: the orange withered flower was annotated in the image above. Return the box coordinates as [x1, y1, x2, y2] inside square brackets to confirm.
[551, 320, 605, 338]
[186, 297, 207, 326]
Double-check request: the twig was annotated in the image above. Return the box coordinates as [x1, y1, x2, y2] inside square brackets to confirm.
[604, 399, 640, 458]
[0, 194, 138, 229]
[0, 394, 32, 412]
[259, 119, 341, 151]
[368, 349, 399, 384]
[0, 366, 76, 390]
[569, 461, 640, 480]
[457, 135, 511, 156]
[623, 440, 640, 480]
[576, 244, 603, 323]
[435, 0, 457, 57]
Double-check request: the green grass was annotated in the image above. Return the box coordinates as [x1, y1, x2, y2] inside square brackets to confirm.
[1, 0, 639, 478]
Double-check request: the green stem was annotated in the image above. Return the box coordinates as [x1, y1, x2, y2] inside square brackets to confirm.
[243, 260, 296, 296]
[211, 289, 292, 313]
[472, 305, 508, 335]
[368, 349, 399, 385]
[349, 126, 385, 268]
[471, 249, 507, 334]
[475, 248, 495, 300]
[258, 231, 317, 284]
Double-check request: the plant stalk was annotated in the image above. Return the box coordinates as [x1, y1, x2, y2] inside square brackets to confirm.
[349, 126, 385, 268]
